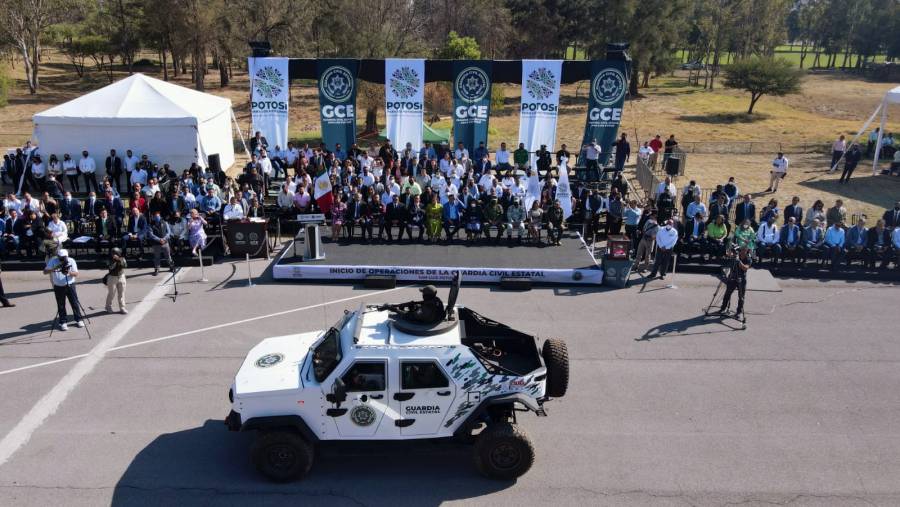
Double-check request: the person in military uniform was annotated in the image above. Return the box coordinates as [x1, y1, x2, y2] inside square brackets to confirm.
[719, 246, 752, 319]
[546, 199, 565, 246]
[383, 285, 445, 325]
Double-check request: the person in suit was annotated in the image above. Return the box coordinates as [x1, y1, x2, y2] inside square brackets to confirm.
[95, 208, 119, 254]
[779, 216, 803, 265]
[384, 194, 408, 242]
[706, 194, 729, 226]
[100, 190, 126, 227]
[883, 202, 900, 230]
[1, 209, 22, 257]
[734, 195, 757, 229]
[866, 219, 891, 268]
[844, 216, 868, 267]
[343, 192, 367, 241]
[681, 212, 707, 261]
[106, 149, 124, 193]
[120, 207, 147, 256]
[803, 218, 826, 264]
[249, 131, 268, 155]
[21, 210, 44, 257]
[783, 196, 803, 226]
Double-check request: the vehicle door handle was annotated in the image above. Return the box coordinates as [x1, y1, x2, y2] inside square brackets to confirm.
[393, 392, 414, 401]
[437, 391, 452, 396]
[369, 394, 384, 399]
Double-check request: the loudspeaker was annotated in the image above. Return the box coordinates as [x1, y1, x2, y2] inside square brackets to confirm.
[500, 277, 532, 291]
[364, 275, 396, 289]
[207, 153, 221, 173]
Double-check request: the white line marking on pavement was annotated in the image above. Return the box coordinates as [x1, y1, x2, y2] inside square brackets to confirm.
[0, 285, 409, 378]
[0, 268, 190, 467]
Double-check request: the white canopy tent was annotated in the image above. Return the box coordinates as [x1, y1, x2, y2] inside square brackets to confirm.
[871, 85, 900, 173]
[33, 73, 240, 175]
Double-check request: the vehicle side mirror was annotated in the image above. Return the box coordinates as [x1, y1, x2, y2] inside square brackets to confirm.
[332, 378, 347, 404]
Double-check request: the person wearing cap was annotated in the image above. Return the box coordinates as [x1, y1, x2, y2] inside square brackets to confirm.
[385, 285, 445, 325]
[105, 247, 128, 313]
[43, 249, 83, 331]
[648, 218, 678, 280]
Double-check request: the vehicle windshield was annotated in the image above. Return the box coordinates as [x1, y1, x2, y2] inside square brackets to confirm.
[311, 313, 350, 383]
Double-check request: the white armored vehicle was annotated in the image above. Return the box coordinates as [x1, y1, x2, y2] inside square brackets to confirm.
[225, 274, 569, 481]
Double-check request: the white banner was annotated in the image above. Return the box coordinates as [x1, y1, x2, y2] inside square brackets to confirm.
[518, 59, 563, 169]
[274, 263, 603, 285]
[385, 59, 425, 152]
[248, 57, 290, 150]
[556, 157, 573, 219]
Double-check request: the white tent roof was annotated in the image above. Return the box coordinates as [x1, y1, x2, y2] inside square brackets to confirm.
[885, 85, 900, 105]
[33, 73, 232, 127]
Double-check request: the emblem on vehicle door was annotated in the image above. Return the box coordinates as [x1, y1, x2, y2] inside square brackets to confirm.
[350, 405, 377, 426]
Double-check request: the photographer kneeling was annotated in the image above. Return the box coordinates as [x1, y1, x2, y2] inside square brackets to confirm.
[43, 249, 83, 331]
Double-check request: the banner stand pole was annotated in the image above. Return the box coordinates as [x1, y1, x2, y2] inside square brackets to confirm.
[197, 250, 208, 283]
[246, 253, 254, 288]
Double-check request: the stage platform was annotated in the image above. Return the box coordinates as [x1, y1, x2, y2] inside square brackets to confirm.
[273, 232, 604, 285]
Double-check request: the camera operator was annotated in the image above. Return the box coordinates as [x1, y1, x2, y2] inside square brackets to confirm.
[718, 246, 752, 318]
[43, 249, 84, 331]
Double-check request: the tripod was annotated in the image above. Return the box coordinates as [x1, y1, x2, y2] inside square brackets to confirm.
[48, 271, 93, 339]
[703, 253, 747, 330]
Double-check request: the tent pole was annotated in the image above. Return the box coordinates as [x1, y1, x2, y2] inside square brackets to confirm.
[873, 101, 887, 175]
[231, 109, 251, 158]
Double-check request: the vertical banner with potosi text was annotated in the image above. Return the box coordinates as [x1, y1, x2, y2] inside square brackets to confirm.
[385, 58, 425, 152]
[518, 59, 562, 168]
[452, 60, 492, 154]
[316, 59, 358, 152]
[248, 57, 290, 150]
[581, 60, 628, 165]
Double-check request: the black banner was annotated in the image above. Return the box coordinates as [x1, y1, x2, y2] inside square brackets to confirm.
[317, 59, 359, 151]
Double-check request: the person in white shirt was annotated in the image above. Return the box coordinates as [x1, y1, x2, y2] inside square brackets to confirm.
[756, 215, 781, 265]
[79, 150, 99, 193]
[43, 249, 84, 331]
[276, 184, 295, 212]
[655, 176, 677, 199]
[638, 142, 654, 163]
[357, 151, 372, 171]
[454, 142, 469, 162]
[31, 155, 47, 192]
[285, 142, 299, 172]
[685, 194, 707, 221]
[439, 152, 453, 176]
[47, 213, 69, 244]
[649, 219, 678, 279]
[142, 178, 161, 198]
[768, 152, 788, 192]
[582, 138, 602, 178]
[495, 142, 511, 171]
[4, 193, 22, 214]
[829, 135, 846, 172]
[478, 171, 496, 192]
[360, 168, 375, 189]
[124, 149, 140, 187]
[131, 165, 148, 188]
[61, 154, 79, 192]
[223, 197, 245, 221]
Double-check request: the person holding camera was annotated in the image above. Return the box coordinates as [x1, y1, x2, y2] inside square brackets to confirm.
[105, 248, 127, 314]
[718, 246, 752, 318]
[43, 249, 83, 331]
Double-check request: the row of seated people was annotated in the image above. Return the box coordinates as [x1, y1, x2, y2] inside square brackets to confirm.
[331, 192, 568, 245]
[651, 213, 900, 270]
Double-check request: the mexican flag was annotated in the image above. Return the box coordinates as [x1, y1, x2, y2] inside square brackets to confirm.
[314, 170, 334, 215]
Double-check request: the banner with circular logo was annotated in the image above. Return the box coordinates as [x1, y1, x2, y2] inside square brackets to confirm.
[385, 59, 425, 153]
[517, 59, 563, 168]
[580, 60, 629, 166]
[248, 57, 290, 151]
[452, 61, 493, 155]
[316, 59, 359, 153]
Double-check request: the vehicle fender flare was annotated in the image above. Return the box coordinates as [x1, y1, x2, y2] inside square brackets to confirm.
[241, 415, 319, 443]
[451, 393, 540, 438]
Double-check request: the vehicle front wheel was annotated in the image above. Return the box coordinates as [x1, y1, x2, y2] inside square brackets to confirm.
[542, 338, 569, 398]
[251, 431, 314, 482]
[473, 423, 534, 480]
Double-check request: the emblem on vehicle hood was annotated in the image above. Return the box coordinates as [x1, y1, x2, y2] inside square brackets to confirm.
[255, 353, 284, 368]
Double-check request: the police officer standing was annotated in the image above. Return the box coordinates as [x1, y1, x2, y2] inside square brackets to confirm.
[718, 246, 752, 321]
[43, 249, 84, 331]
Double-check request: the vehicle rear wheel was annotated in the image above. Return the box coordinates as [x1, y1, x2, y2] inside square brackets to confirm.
[542, 338, 569, 398]
[473, 423, 535, 480]
[251, 431, 314, 482]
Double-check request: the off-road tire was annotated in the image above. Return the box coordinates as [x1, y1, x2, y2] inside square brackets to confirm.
[251, 431, 314, 482]
[542, 338, 569, 398]
[473, 423, 535, 480]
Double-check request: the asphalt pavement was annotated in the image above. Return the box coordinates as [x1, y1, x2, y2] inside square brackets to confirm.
[0, 258, 898, 506]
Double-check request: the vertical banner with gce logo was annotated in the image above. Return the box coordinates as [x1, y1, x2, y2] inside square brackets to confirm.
[248, 57, 290, 150]
[316, 59, 358, 152]
[452, 60, 492, 154]
[581, 60, 628, 165]
[385, 59, 425, 153]
[518, 59, 563, 168]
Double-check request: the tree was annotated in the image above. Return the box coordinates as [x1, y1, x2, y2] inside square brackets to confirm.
[723, 57, 803, 114]
[0, 0, 72, 94]
[435, 31, 481, 59]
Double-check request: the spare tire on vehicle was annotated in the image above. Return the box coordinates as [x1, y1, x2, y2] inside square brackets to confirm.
[541, 338, 569, 398]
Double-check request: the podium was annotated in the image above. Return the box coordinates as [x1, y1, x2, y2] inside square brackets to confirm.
[293, 214, 326, 261]
[224, 219, 268, 258]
